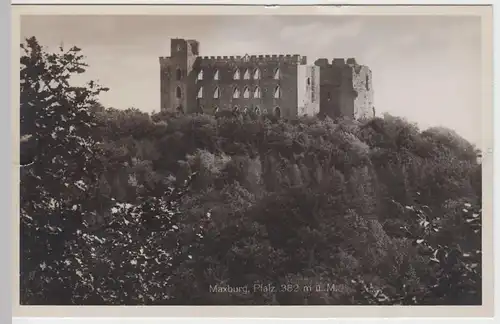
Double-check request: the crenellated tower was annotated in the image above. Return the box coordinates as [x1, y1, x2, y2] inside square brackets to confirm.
[314, 57, 373, 120]
[159, 38, 199, 113]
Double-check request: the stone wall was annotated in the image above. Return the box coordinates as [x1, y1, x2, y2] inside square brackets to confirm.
[351, 64, 374, 119]
[160, 38, 374, 120]
[315, 58, 373, 120]
[190, 55, 302, 117]
[159, 38, 199, 113]
[297, 65, 320, 116]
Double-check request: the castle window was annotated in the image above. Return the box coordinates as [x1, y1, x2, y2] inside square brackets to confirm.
[176, 68, 182, 81]
[273, 85, 281, 99]
[197, 86, 203, 98]
[366, 74, 370, 90]
[233, 87, 240, 99]
[243, 86, 250, 99]
[254, 106, 261, 115]
[176, 86, 182, 98]
[214, 69, 219, 80]
[273, 68, 280, 80]
[197, 69, 204, 81]
[253, 86, 261, 98]
[243, 69, 251, 80]
[233, 68, 241, 80]
[253, 68, 261, 80]
[274, 106, 281, 118]
[307, 77, 311, 86]
[213, 87, 220, 99]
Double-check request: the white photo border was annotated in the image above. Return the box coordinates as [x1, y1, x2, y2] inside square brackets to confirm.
[7, 1, 498, 323]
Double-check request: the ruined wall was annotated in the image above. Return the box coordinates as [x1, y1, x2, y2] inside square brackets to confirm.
[316, 58, 353, 119]
[351, 64, 374, 119]
[159, 58, 171, 111]
[191, 54, 305, 117]
[315, 58, 373, 120]
[160, 38, 373, 120]
[297, 65, 320, 116]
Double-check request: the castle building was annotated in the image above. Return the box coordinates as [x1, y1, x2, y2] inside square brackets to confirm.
[159, 38, 374, 120]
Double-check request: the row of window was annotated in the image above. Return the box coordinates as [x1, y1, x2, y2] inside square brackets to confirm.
[215, 106, 281, 116]
[175, 104, 282, 117]
[175, 85, 282, 99]
[174, 67, 280, 81]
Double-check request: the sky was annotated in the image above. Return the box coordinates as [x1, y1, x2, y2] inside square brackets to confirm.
[20, 14, 483, 146]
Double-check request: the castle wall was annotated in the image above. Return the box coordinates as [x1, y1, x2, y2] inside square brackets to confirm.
[159, 58, 172, 111]
[315, 58, 373, 120]
[316, 58, 352, 119]
[190, 55, 303, 117]
[160, 38, 374, 120]
[297, 65, 320, 116]
[351, 65, 374, 119]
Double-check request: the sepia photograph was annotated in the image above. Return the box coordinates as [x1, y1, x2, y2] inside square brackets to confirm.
[14, 4, 493, 317]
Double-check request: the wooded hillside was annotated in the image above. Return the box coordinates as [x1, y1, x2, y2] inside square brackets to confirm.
[20, 37, 482, 305]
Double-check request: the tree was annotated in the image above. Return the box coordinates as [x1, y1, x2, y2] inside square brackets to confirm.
[20, 37, 109, 304]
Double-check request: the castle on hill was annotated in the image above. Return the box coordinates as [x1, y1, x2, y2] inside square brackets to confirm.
[159, 38, 374, 119]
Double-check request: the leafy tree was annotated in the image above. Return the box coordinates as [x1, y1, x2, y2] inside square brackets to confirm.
[20, 36, 109, 304]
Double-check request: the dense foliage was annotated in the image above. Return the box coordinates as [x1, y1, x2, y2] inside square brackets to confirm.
[20, 38, 483, 305]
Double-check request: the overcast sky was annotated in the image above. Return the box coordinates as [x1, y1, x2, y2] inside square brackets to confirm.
[20, 15, 482, 145]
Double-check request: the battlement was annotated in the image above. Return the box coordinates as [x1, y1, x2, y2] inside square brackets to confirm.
[159, 56, 171, 67]
[314, 58, 329, 67]
[196, 54, 306, 66]
[346, 58, 357, 65]
[332, 58, 345, 66]
[314, 57, 365, 68]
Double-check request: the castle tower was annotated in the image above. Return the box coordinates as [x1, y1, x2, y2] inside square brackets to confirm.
[159, 38, 200, 113]
[315, 58, 374, 120]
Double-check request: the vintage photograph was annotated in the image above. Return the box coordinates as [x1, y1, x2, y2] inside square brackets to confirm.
[18, 9, 487, 308]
